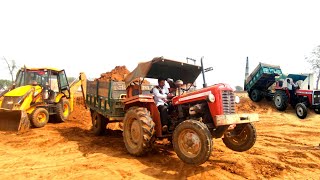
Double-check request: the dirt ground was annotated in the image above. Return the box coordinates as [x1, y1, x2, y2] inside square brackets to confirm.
[0, 93, 319, 180]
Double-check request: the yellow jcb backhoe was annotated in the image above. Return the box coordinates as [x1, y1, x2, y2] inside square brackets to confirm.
[0, 67, 86, 132]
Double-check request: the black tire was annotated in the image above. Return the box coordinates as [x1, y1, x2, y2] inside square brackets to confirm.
[173, 120, 213, 165]
[273, 90, 288, 111]
[295, 103, 308, 119]
[91, 111, 107, 136]
[222, 123, 256, 152]
[314, 108, 320, 114]
[31, 108, 49, 128]
[123, 107, 155, 156]
[249, 89, 263, 102]
[55, 98, 71, 122]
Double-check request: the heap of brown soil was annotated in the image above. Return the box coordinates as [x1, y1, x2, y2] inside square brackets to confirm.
[235, 92, 274, 114]
[96, 66, 130, 81]
[95, 65, 150, 85]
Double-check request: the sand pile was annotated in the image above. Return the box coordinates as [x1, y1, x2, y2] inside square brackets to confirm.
[96, 66, 130, 81]
[95, 65, 150, 85]
[235, 93, 274, 114]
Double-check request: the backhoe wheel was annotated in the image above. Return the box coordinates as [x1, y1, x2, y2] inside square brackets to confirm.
[295, 103, 308, 119]
[55, 98, 71, 123]
[222, 123, 256, 152]
[123, 107, 155, 156]
[31, 108, 49, 128]
[91, 111, 107, 136]
[249, 89, 263, 102]
[314, 108, 320, 114]
[274, 90, 288, 111]
[173, 120, 213, 165]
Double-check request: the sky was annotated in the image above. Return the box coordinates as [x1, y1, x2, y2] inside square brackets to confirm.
[0, 0, 320, 88]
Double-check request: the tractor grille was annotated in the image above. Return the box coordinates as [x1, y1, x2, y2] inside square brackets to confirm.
[1, 96, 21, 109]
[314, 91, 320, 104]
[221, 90, 236, 114]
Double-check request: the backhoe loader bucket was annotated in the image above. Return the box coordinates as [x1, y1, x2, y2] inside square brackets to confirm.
[0, 109, 30, 132]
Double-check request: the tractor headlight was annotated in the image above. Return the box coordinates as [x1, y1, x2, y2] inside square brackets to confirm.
[235, 96, 240, 104]
[208, 94, 215, 103]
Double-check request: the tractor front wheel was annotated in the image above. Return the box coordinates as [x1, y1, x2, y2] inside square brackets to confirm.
[295, 103, 308, 119]
[31, 108, 49, 128]
[222, 123, 256, 152]
[173, 120, 213, 165]
[123, 107, 155, 156]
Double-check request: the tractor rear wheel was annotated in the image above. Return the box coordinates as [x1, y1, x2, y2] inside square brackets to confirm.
[173, 120, 213, 165]
[249, 89, 263, 102]
[314, 108, 320, 114]
[222, 123, 256, 152]
[91, 111, 107, 135]
[274, 90, 288, 111]
[31, 108, 49, 128]
[295, 103, 308, 119]
[123, 107, 155, 156]
[55, 98, 71, 122]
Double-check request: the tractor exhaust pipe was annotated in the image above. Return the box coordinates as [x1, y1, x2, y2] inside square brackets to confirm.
[200, 57, 207, 88]
[308, 73, 310, 90]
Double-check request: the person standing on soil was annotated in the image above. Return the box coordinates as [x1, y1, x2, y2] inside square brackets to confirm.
[152, 77, 173, 132]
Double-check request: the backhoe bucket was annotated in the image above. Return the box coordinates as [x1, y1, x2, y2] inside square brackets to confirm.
[0, 109, 30, 132]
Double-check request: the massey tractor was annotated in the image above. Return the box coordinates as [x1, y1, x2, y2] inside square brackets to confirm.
[244, 59, 320, 119]
[273, 74, 320, 119]
[85, 57, 259, 165]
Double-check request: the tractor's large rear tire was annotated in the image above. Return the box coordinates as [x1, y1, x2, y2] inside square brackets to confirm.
[91, 111, 107, 135]
[173, 120, 213, 165]
[274, 90, 288, 111]
[222, 123, 256, 152]
[55, 98, 71, 123]
[31, 108, 49, 128]
[295, 103, 308, 119]
[249, 89, 263, 102]
[123, 107, 155, 156]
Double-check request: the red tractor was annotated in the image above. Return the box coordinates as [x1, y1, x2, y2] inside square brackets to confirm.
[273, 74, 320, 119]
[86, 57, 259, 165]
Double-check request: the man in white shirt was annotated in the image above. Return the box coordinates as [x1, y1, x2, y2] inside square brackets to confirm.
[287, 79, 298, 104]
[152, 77, 172, 132]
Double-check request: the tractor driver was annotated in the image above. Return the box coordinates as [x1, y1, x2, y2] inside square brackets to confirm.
[287, 79, 298, 104]
[152, 77, 173, 132]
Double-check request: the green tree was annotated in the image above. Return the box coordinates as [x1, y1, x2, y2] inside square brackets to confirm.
[0, 79, 11, 90]
[235, 85, 244, 91]
[67, 77, 76, 84]
[306, 45, 320, 90]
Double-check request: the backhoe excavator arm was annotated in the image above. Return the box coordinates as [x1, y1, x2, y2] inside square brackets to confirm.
[68, 72, 87, 111]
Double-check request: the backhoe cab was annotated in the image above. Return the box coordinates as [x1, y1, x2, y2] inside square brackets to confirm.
[0, 67, 84, 132]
